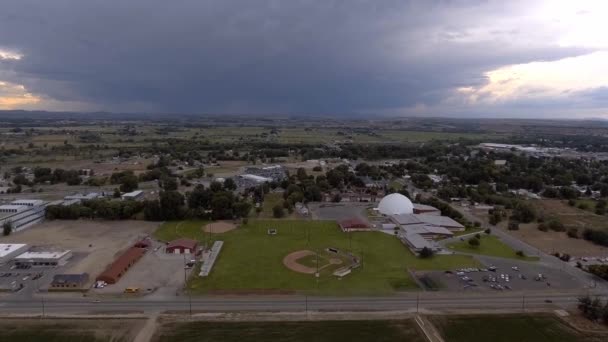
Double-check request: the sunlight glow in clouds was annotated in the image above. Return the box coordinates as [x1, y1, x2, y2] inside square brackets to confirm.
[0, 80, 41, 109]
[0, 49, 22, 60]
[457, 51, 608, 104]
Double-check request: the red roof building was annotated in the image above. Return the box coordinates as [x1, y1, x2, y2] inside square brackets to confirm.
[96, 247, 146, 284]
[339, 219, 371, 232]
[166, 238, 198, 254]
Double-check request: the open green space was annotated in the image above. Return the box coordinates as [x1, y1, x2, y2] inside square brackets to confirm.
[153, 319, 425, 342]
[158, 219, 480, 295]
[0, 319, 138, 342]
[447, 235, 539, 261]
[259, 192, 287, 218]
[153, 220, 210, 242]
[430, 314, 601, 342]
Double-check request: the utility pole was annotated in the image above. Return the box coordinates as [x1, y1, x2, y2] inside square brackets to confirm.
[36, 277, 45, 318]
[183, 253, 192, 317]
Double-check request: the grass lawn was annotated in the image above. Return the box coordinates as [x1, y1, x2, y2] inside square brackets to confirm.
[447, 235, 539, 261]
[153, 220, 211, 242]
[259, 192, 295, 219]
[429, 314, 601, 342]
[167, 219, 481, 295]
[153, 320, 426, 342]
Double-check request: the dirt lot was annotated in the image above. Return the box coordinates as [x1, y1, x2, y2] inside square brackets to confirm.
[465, 201, 608, 257]
[0, 318, 145, 342]
[1, 220, 159, 285]
[93, 241, 190, 296]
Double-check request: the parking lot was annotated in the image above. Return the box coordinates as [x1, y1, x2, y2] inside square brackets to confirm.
[0, 252, 87, 295]
[420, 257, 587, 292]
[309, 202, 372, 222]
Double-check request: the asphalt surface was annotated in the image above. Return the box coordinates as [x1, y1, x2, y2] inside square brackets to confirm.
[1, 291, 606, 315]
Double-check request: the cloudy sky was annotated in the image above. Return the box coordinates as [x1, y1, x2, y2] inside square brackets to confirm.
[0, 0, 607, 118]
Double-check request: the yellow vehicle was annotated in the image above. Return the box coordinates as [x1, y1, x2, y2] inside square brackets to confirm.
[124, 287, 140, 294]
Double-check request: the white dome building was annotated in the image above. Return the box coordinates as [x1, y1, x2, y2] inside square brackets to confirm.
[377, 193, 414, 216]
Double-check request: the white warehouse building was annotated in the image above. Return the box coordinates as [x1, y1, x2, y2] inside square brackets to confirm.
[0, 243, 29, 264]
[14, 250, 73, 267]
[0, 199, 47, 233]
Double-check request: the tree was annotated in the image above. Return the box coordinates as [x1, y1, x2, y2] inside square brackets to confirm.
[508, 220, 520, 231]
[223, 178, 237, 191]
[468, 237, 480, 248]
[484, 228, 491, 235]
[160, 176, 178, 191]
[2, 221, 12, 236]
[159, 191, 185, 220]
[272, 204, 285, 218]
[119, 174, 139, 192]
[419, 247, 434, 258]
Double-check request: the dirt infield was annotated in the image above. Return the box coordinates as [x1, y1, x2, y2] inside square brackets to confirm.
[283, 250, 316, 274]
[203, 221, 237, 233]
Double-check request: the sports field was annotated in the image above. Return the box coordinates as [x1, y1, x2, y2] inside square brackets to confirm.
[153, 319, 426, 342]
[430, 314, 602, 342]
[157, 219, 481, 295]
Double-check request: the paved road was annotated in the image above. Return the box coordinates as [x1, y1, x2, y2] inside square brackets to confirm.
[1, 291, 605, 315]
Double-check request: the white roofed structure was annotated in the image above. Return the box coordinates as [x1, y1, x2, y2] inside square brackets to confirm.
[377, 193, 414, 216]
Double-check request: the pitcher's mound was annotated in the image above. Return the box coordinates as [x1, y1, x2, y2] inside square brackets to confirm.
[204, 221, 237, 234]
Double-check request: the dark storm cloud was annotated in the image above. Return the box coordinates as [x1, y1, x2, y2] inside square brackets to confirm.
[0, 0, 600, 114]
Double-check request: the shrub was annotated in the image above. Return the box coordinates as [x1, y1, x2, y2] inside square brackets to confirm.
[468, 237, 480, 248]
[537, 223, 548, 232]
[484, 228, 491, 235]
[419, 247, 434, 259]
[272, 204, 285, 218]
[508, 221, 520, 231]
[567, 228, 579, 239]
[547, 218, 565, 232]
[516, 250, 525, 257]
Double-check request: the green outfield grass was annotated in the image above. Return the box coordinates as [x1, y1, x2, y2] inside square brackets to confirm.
[157, 219, 481, 295]
[447, 235, 539, 261]
[429, 314, 601, 342]
[154, 320, 426, 342]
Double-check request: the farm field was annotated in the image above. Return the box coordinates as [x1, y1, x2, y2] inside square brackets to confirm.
[153, 319, 425, 342]
[0, 318, 144, 342]
[429, 314, 603, 342]
[447, 235, 539, 261]
[158, 219, 481, 295]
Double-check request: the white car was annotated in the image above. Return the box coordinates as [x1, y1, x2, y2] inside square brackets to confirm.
[511, 266, 519, 271]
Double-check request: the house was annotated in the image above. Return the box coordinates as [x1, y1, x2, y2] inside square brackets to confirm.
[166, 238, 198, 254]
[121, 190, 144, 201]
